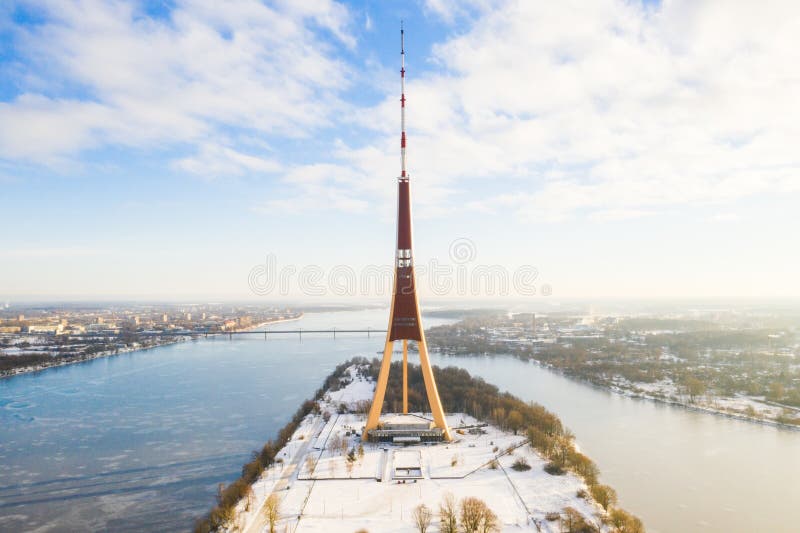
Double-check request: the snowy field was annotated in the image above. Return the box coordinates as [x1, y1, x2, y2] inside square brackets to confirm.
[230, 365, 608, 533]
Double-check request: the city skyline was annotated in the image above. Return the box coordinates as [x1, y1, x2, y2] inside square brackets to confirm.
[2, 0, 799, 300]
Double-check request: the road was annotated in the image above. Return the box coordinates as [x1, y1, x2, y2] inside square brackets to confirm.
[243, 416, 327, 533]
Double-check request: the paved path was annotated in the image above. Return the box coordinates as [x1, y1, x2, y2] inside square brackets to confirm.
[243, 417, 326, 533]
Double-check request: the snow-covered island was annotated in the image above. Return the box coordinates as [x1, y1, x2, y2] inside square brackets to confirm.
[198, 361, 642, 533]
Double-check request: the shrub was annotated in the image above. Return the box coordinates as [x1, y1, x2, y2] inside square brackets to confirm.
[544, 461, 566, 475]
[511, 457, 531, 471]
[561, 507, 598, 533]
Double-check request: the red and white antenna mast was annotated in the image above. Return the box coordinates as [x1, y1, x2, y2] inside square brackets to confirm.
[400, 20, 407, 179]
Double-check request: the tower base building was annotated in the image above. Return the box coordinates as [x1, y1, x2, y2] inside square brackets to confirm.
[365, 413, 445, 444]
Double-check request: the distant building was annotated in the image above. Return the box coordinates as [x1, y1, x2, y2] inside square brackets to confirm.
[185, 313, 192, 321]
[87, 323, 119, 333]
[17, 314, 24, 321]
[26, 324, 63, 334]
[162, 313, 169, 323]
[0, 326, 21, 333]
[96, 316, 104, 324]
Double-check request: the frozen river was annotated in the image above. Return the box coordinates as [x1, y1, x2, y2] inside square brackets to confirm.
[1, 309, 798, 531]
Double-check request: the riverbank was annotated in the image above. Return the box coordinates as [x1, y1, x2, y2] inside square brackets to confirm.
[0, 336, 185, 379]
[482, 353, 800, 431]
[511, 356, 800, 432]
[426, 313, 800, 433]
[243, 312, 304, 331]
[0, 314, 305, 380]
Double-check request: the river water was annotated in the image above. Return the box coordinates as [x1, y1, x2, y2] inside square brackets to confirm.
[1, 309, 797, 532]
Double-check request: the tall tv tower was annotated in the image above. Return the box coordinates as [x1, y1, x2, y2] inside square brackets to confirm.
[363, 23, 452, 441]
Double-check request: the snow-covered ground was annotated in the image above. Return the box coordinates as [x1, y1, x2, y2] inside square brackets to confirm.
[230, 365, 609, 533]
[613, 376, 800, 426]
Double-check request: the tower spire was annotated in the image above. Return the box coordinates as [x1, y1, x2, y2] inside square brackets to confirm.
[400, 20, 407, 178]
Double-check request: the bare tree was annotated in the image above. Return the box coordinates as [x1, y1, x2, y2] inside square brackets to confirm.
[609, 508, 644, 533]
[685, 376, 706, 403]
[412, 503, 433, 533]
[264, 493, 280, 533]
[590, 484, 618, 511]
[328, 434, 342, 453]
[460, 497, 484, 533]
[480, 507, 499, 533]
[507, 409, 524, 435]
[439, 493, 458, 533]
[244, 485, 254, 512]
[560, 507, 595, 533]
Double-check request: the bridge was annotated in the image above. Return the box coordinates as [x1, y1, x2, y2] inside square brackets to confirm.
[6, 328, 387, 340]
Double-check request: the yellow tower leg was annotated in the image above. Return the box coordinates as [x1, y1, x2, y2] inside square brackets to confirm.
[417, 332, 451, 440]
[363, 339, 394, 440]
[402, 339, 408, 414]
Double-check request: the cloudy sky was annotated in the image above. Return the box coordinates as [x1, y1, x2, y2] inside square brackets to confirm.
[1, 0, 798, 301]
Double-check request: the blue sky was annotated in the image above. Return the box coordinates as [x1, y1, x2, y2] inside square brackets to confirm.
[1, 0, 798, 301]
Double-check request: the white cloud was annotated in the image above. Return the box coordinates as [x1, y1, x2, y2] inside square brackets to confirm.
[173, 142, 282, 177]
[4, 0, 799, 224]
[328, 0, 800, 221]
[0, 0, 353, 164]
[254, 163, 370, 213]
[422, 0, 499, 24]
